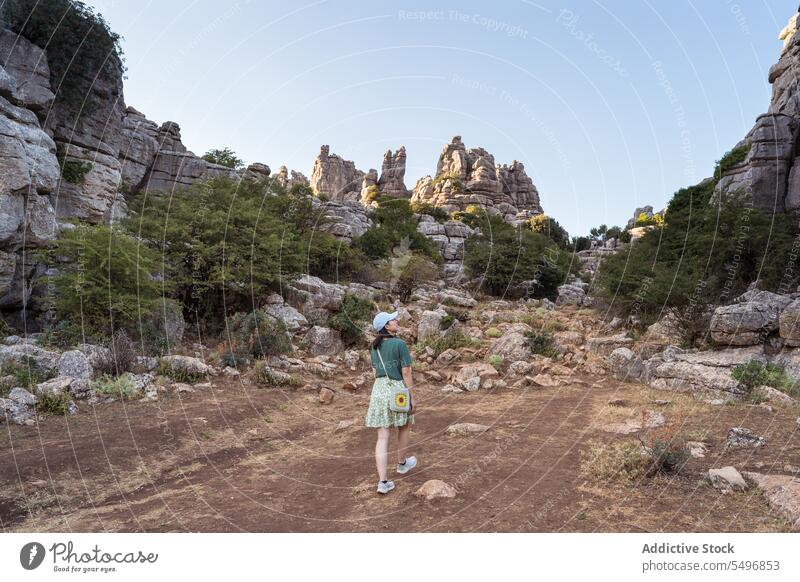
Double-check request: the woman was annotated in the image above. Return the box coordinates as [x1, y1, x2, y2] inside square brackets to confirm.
[365, 311, 418, 494]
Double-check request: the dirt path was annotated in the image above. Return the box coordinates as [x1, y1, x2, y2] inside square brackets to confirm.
[2, 362, 797, 532]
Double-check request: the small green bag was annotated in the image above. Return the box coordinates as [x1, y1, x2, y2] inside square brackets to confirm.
[374, 347, 411, 413]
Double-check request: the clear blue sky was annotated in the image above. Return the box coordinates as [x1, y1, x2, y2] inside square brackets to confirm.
[90, 0, 797, 236]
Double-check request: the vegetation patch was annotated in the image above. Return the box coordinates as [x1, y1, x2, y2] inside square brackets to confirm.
[92, 375, 140, 400]
[35, 391, 73, 416]
[328, 294, 374, 347]
[580, 440, 647, 482]
[525, 330, 560, 358]
[252, 361, 301, 387]
[732, 361, 798, 401]
[0, 357, 56, 392]
[414, 329, 474, 357]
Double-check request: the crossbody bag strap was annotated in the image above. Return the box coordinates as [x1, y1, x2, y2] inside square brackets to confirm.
[374, 346, 388, 377]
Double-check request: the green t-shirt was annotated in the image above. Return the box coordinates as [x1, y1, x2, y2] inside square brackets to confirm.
[371, 337, 412, 381]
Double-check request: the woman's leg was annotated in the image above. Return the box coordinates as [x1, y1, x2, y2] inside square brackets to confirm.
[397, 422, 411, 464]
[375, 428, 390, 481]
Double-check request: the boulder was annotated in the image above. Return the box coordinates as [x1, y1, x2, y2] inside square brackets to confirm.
[434, 348, 461, 366]
[556, 283, 587, 306]
[708, 466, 748, 492]
[779, 298, 800, 346]
[742, 472, 800, 531]
[415, 479, 457, 500]
[710, 291, 792, 346]
[159, 355, 212, 377]
[319, 387, 335, 404]
[490, 326, 532, 362]
[726, 427, 766, 448]
[57, 350, 93, 380]
[0, 343, 59, 370]
[302, 326, 344, 356]
[262, 299, 308, 332]
[608, 347, 644, 381]
[586, 333, 634, 357]
[34, 376, 74, 397]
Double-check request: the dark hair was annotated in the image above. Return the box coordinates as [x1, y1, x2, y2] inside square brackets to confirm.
[371, 326, 394, 351]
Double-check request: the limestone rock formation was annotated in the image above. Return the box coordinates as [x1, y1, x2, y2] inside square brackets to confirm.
[272, 165, 309, 191]
[410, 136, 543, 223]
[310, 145, 364, 201]
[377, 146, 408, 198]
[715, 12, 800, 211]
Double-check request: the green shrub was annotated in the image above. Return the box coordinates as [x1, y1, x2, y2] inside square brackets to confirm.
[596, 182, 800, 327]
[362, 185, 380, 204]
[2, 0, 124, 117]
[464, 213, 572, 299]
[328, 294, 374, 347]
[415, 329, 473, 357]
[225, 310, 292, 361]
[485, 327, 502, 339]
[641, 436, 690, 476]
[634, 213, 663, 228]
[41, 224, 161, 336]
[38, 320, 99, 350]
[92, 374, 140, 400]
[128, 176, 353, 331]
[35, 391, 73, 416]
[488, 354, 504, 370]
[525, 330, 559, 358]
[528, 215, 570, 248]
[714, 144, 751, 180]
[0, 357, 56, 392]
[431, 173, 463, 192]
[732, 361, 798, 398]
[411, 201, 449, 223]
[201, 147, 244, 169]
[355, 198, 439, 261]
[0, 317, 13, 340]
[56, 145, 93, 184]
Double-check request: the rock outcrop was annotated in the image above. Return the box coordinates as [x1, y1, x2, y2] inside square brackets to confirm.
[377, 147, 408, 198]
[310, 145, 365, 201]
[410, 136, 543, 223]
[715, 12, 800, 212]
[272, 165, 309, 191]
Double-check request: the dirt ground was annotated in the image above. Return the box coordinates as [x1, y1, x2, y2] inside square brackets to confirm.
[2, 337, 798, 532]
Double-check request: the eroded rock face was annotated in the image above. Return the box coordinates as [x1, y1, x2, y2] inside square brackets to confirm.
[312, 198, 373, 242]
[272, 165, 309, 191]
[377, 147, 408, 198]
[310, 145, 365, 201]
[710, 291, 793, 346]
[715, 14, 800, 211]
[410, 136, 543, 222]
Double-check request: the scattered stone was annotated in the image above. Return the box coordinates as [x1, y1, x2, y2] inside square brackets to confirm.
[446, 422, 489, 436]
[441, 384, 463, 393]
[174, 383, 195, 394]
[461, 377, 481, 392]
[343, 350, 362, 370]
[709, 467, 748, 492]
[602, 411, 666, 435]
[608, 347, 644, 381]
[758, 385, 797, 405]
[415, 479, 457, 500]
[531, 373, 560, 387]
[319, 387, 335, 404]
[508, 360, 534, 376]
[222, 366, 241, 378]
[686, 441, 709, 458]
[608, 399, 630, 407]
[194, 382, 212, 390]
[341, 381, 358, 392]
[726, 427, 766, 449]
[742, 472, 800, 531]
[435, 349, 461, 366]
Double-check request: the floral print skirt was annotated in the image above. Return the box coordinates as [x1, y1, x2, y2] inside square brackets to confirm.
[364, 376, 415, 428]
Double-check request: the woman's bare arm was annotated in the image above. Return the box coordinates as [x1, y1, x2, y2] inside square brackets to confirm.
[401, 365, 416, 411]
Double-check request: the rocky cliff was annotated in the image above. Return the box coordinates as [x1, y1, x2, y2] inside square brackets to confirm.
[715, 13, 800, 212]
[410, 136, 543, 224]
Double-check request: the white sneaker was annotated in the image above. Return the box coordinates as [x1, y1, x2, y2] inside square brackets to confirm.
[377, 480, 395, 494]
[396, 456, 418, 474]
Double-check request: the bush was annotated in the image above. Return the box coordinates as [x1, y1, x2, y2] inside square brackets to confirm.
[128, 176, 353, 331]
[414, 329, 473, 357]
[42, 224, 161, 336]
[2, 0, 124, 117]
[639, 432, 690, 476]
[92, 375, 140, 400]
[0, 317, 12, 340]
[580, 440, 647, 481]
[488, 354, 504, 370]
[732, 361, 798, 398]
[202, 147, 244, 169]
[596, 182, 800, 327]
[328, 294, 373, 347]
[93, 329, 138, 377]
[411, 201, 449, 223]
[714, 144, 750, 180]
[392, 255, 439, 303]
[0, 357, 56, 392]
[464, 213, 572, 299]
[35, 391, 73, 416]
[529, 215, 570, 248]
[355, 198, 439, 261]
[38, 320, 97, 350]
[634, 213, 664, 228]
[362, 185, 380, 204]
[525, 330, 560, 358]
[225, 311, 293, 361]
